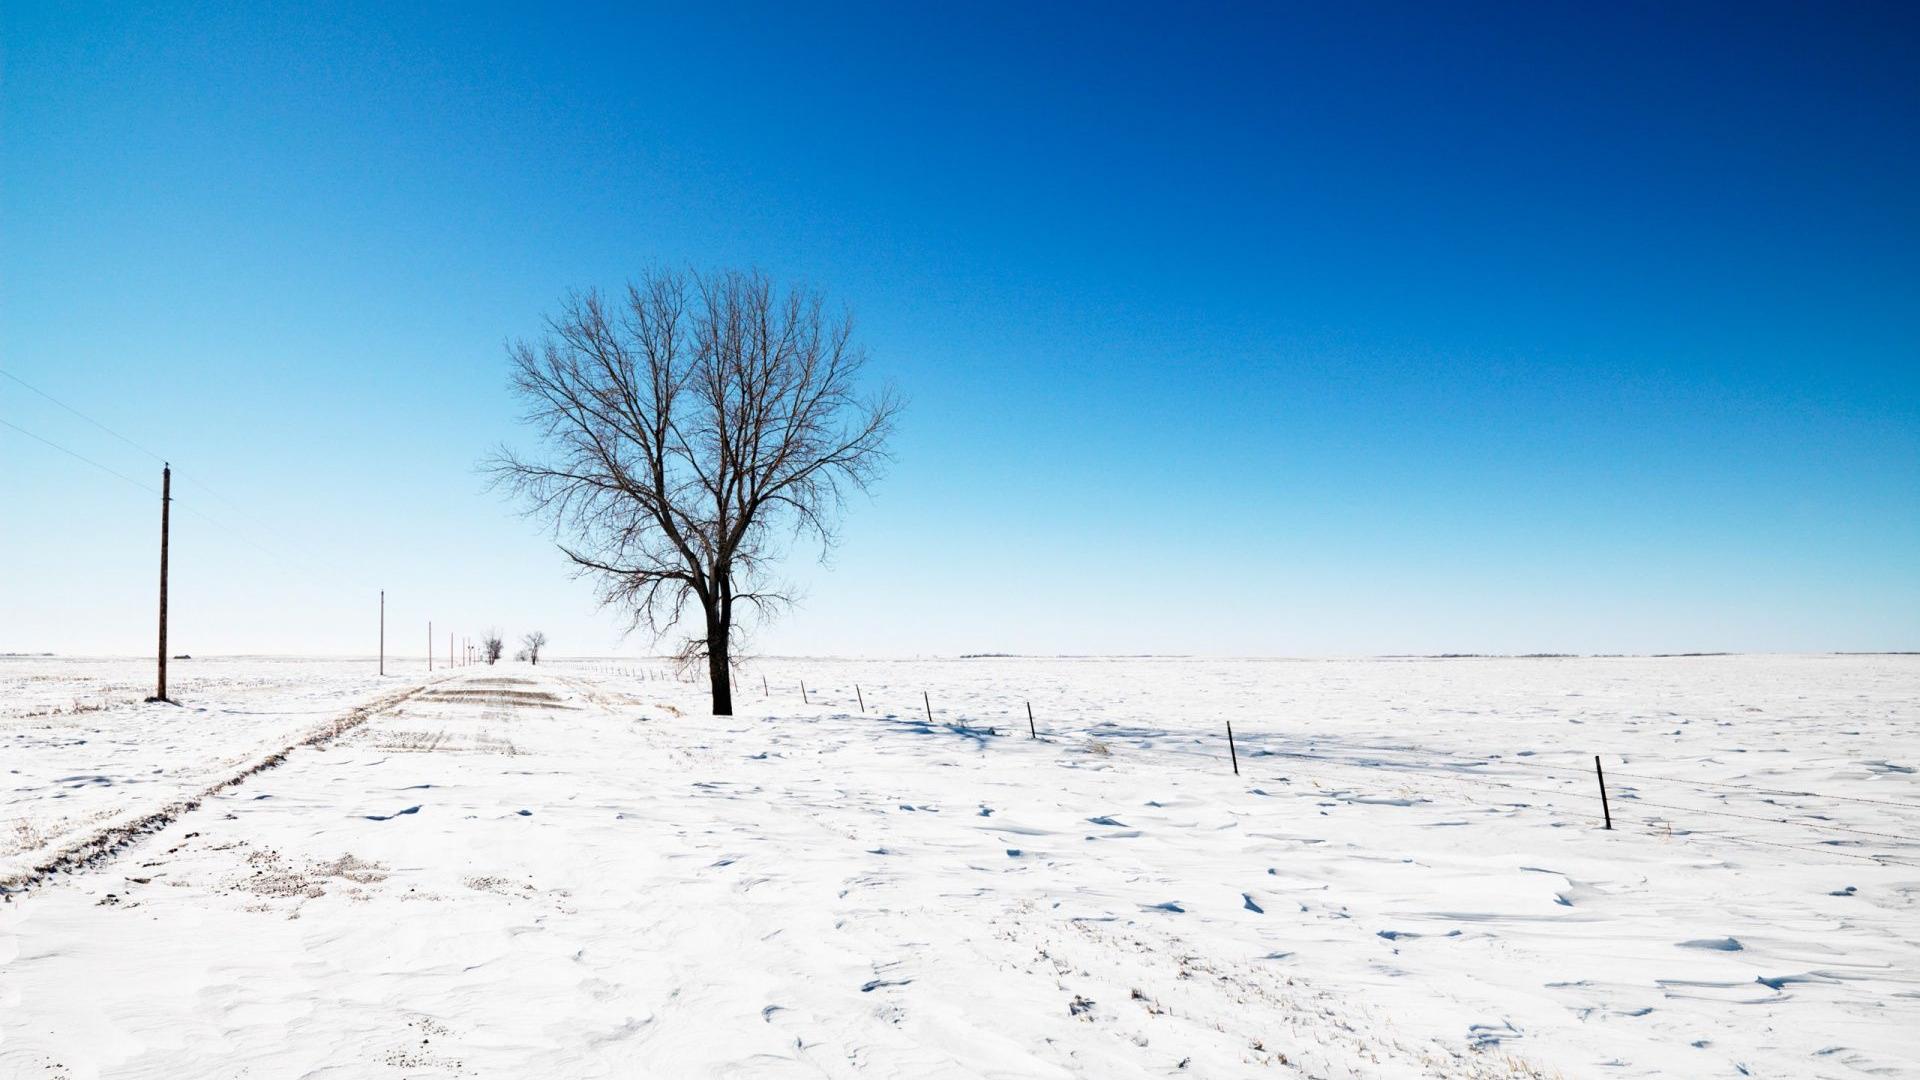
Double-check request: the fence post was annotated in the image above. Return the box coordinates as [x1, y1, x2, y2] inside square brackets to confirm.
[1595, 755, 1613, 830]
[1027, 701, 1036, 739]
[856, 684, 865, 713]
[923, 690, 933, 724]
[801, 681, 808, 705]
[1226, 721, 1239, 776]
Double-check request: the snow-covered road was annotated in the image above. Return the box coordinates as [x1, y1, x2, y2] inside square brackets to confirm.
[2, 655, 1916, 1077]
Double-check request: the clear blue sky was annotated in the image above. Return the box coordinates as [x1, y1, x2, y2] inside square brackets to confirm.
[2, 2, 1916, 657]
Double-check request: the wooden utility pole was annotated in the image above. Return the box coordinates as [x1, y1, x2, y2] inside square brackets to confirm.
[148, 463, 171, 703]
[379, 590, 385, 676]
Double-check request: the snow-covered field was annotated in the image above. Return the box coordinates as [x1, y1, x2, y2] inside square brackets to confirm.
[1, 654, 1915, 1078]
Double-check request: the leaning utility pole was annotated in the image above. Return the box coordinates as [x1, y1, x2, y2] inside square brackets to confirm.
[379, 590, 385, 676]
[147, 463, 171, 703]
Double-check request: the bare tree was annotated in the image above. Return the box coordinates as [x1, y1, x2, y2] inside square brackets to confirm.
[522, 630, 548, 666]
[489, 268, 898, 715]
[482, 629, 504, 666]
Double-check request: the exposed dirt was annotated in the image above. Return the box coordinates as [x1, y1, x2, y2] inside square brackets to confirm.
[417, 688, 567, 707]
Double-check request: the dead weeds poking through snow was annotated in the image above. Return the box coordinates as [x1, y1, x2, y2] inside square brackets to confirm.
[230, 846, 390, 908]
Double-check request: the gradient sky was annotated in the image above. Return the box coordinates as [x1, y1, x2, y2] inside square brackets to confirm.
[3, 2, 1916, 658]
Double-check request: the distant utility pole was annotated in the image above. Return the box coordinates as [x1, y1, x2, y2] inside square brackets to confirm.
[379, 590, 386, 676]
[147, 463, 171, 703]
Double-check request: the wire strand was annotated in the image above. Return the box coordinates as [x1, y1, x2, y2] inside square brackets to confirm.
[1501, 756, 1920, 811]
[0, 366, 248, 513]
[0, 366, 168, 462]
[1245, 735, 1920, 812]
[0, 416, 158, 494]
[0, 410, 376, 595]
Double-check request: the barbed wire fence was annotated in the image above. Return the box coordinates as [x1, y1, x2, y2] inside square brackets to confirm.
[574, 661, 1920, 871]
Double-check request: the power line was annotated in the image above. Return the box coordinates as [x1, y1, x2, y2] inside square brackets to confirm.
[1, 409, 375, 595]
[0, 416, 158, 494]
[1, 367, 392, 593]
[0, 365, 246, 513]
[1, 366, 168, 462]
[166, 495, 374, 591]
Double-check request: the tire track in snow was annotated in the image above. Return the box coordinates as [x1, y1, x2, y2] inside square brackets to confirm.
[0, 682, 428, 898]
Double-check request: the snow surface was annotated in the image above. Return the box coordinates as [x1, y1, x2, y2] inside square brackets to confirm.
[1, 653, 1916, 1077]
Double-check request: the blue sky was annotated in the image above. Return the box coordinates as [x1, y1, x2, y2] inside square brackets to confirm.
[2, 2, 1916, 657]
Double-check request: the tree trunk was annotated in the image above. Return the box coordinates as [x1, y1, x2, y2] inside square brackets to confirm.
[706, 607, 733, 716]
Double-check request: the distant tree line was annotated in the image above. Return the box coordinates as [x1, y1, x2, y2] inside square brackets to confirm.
[479, 629, 547, 665]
